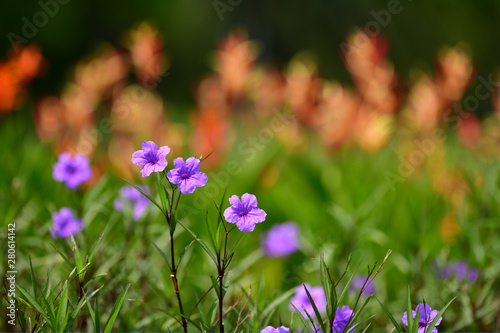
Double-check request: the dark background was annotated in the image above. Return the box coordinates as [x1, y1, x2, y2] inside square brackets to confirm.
[2, 0, 500, 113]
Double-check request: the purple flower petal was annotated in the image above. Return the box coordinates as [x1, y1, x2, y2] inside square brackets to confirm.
[131, 141, 170, 177]
[167, 156, 208, 194]
[224, 193, 266, 232]
[53, 153, 92, 190]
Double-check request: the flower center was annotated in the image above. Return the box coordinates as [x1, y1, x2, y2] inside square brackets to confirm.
[145, 150, 159, 163]
[65, 164, 77, 174]
[181, 173, 189, 179]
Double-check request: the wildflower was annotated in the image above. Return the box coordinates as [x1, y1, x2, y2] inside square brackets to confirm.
[261, 222, 300, 257]
[402, 303, 442, 333]
[223, 193, 266, 232]
[50, 208, 84, 239]
[131, 141, 170, 178]
[333, 306, 354, 333]
[53, 152, 92, 189]
[114, 185, 150, 221]
[260, 326, 289, 333]
[167, 157, 208, 194]
[440, 261, 479, 282]
[289, 283, 326, 318]
[349, 275, 375, 295]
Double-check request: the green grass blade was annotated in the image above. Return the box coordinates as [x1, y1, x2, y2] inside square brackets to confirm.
[56, 281, 69, 331]
[406, 286, 414, 331]
[120, 177, 164, 214]
[375, 297, 403, 332]
[103, 283, 130, 333]
[177, 220, 218, 266]
[157, 172, 169, 212]
[425, 297, 456, 333]
[152, 240, 172, 270]
[290, 304, 315, 333]
[303, 284, 327, 333]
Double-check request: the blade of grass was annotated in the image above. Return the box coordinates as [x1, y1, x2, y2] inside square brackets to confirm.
[375, 297, 403, 332]
[103, 283, 130, 333]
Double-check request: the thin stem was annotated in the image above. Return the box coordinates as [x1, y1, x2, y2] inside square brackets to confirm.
[170, 228, 187, 333]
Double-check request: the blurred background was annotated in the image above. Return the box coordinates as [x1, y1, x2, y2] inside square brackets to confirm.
[1, 0, 500, 331]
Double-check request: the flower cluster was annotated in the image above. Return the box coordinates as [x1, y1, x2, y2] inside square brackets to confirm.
[53, 153, 92, 190]
[440, 261, 479, 282]
[50, 208, 84, 239]
[402, 303, 442, 333]
[261, 222, 300, 257]
[114, 185, 151, 221]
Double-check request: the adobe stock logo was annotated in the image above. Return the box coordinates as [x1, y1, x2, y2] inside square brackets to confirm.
[7, 0, 71, 53]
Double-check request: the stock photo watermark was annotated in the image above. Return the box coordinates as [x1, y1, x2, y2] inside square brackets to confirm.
[6, 222, 17, 326]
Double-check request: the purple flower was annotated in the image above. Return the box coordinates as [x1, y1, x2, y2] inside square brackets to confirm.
[114, 185, 151, 221]
[402, 303, 442, 333]
[289, 283, 327, 318]
[51, 207, 84, 239]
[261, 222, 300, 257]
[53, 153, 92, 190]
[131, 141, 170, 178]
[167, 157, 208, 194]
[440, 261, 479, 282]
[349, 275, 375, 295]
[260, 326, 289, 333]
[224, 193, 266, 232]
[333, 306, 354, 333]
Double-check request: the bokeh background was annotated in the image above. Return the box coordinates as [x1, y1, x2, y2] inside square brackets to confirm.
[1, 1, 500, 332]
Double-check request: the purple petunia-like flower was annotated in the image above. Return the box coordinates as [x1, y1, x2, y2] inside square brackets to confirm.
[260, 326, 289, 333]
[402, 303, 442, 333]
[53, 153, 92, 190]
[440, 261, 479, 282]
[333, 306, 354, 333]
[349, 275, 375, 295]
[261, 222, 300, 257]
[131, 141, 170, 178]
[224, 193, 266, 232]
[51, 207, 84, 239]
[289, 283, 327, 318]
[167, 157, 208, 194]
[114, 185, 151, 221]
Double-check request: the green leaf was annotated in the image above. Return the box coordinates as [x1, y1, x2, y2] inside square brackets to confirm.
[120, 177, 164, 214]
[338, 270, 357, 306]
[406, 286, 414, 332]
[205, 212, 218, 253]
[103, 283, 130, 333]
[152, 241, 172, 270]
[291, 304, 315, 333]
[177, 240, 195, 268]
[261, 287, 296, 319]
[411, 303, 421, 333]
[56, 281, 69, 331]
[83, 273, 108, 289]
[375, 297, 403, 332]
[157, 172, 169, 212]
[217, 184, 230, 229]
[303, 284, 327, 333]
[211, 276, 221, 297]
[49, 244, 72, 268]
[87, 225, 108, 265]
[320, 255, 335, 322]
[16, 284, 50, 324]
[94, 298, 101, 332]
[425, 297, 456, 333]
[70, 235, 83, 282]
[28, 256, 37, 299]
[177, 220, 218, 266]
